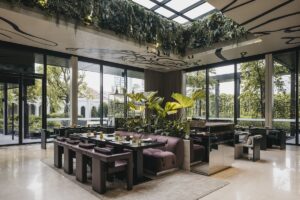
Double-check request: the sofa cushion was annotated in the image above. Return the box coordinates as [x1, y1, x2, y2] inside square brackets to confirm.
[78, 143, 95, 149]
[94, 147, 113, 155]
[66, 139, 80, 145]
[143, 148, 177, 173]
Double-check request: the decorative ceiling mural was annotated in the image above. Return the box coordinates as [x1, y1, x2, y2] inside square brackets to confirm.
[65, 47, 190, 71]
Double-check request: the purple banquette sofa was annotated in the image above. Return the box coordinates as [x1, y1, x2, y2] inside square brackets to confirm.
[115, 131, 184, 174]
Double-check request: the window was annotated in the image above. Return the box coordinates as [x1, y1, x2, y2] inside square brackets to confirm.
[46, 56, 70, 130]
[127, 70, 145, 118]
[127, 70, 144, 94]
[132, 0, 216, 24]
[185, 70, 206, 119]
[273, 51, 297, 144]
[80, 106, 86, 118]
[78, 61, 101, 127]
[209, 65, 234, 121]
[237, 59, 266, 127]
[103, 66, 125, 126]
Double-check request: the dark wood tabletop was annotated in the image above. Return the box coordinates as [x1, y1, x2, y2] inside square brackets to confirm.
[79, 135, 165, 150]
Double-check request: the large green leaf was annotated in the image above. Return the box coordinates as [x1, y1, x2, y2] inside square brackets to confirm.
[143, 91, 158, 101]
[171, 93, 194, 108]
[127, 102, 138, 111]
[164, 102, 180, 115]
[127, 92, 144, 102]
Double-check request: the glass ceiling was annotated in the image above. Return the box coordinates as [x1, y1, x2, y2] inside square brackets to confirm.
[132, 0, 216, 24]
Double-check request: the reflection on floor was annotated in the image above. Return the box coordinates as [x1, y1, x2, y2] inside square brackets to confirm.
[286, 135, 300, 144]
[0, 134, 42, 145]
[0, 144, 299, 200]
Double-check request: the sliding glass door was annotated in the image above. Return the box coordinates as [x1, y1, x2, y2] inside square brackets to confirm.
[273, 51, 297, 144]
[0, 83, 19, 145]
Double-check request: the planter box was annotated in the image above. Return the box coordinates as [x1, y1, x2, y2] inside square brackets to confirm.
[182, 139, 191, 171]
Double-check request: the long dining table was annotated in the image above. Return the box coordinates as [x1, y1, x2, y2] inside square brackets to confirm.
[79, 134, 165, 183]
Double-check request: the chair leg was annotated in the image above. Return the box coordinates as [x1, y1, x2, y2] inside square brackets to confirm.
[76, 152, 87, 182]
[54, 144, 62, 168]
[127, 157, 133, 190]
[64, 147, 73, 174]
[253, 145, 260, 162]
[92, 158, 106, 194]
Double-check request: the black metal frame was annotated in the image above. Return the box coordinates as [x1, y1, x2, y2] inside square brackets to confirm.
[146, 0, 216, 24]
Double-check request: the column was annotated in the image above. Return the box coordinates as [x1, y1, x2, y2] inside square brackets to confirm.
[265, 54, 273, 128]
[70, 56, 78, 126]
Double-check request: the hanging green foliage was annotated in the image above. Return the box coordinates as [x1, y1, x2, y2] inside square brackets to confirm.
[4, 0, 248, 55]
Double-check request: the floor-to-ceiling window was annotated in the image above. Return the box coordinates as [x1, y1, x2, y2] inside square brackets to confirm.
[127, 70, 145, 118]
[46, 55, 71, 130]
[103, 66, 125, 126]
[273, 51, 297, 144]
[2, 83, 19, 145]
[23, 53, 44, 144]
[237, 59, 266, 127]
[209, 65, 234, 121]
[78, 61, 101, 127]
[185, 70, 206, 119]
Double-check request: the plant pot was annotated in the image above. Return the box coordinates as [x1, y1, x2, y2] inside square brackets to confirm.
[182, 139, 191, 171]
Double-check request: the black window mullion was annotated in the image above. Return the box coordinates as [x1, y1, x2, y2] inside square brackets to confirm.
[234, 63, 238, 125]
[296, 50, 299, 145]
[100, 64, 104, 125]
[124, 69, 128, 118]
[206, 68, 209, 121]
[42, 54, 47, 130]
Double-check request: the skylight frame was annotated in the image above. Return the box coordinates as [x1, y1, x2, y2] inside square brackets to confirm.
[132, 0, 217, 24]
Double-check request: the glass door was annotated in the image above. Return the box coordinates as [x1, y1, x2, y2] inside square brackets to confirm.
[0, 83, 19, 145]
[23, 78, 43, 144]
[0, 76, 44, 146]
[273, 51, 297, 145]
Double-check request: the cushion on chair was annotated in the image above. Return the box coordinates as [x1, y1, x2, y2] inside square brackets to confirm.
[143, 148, 177, 173]
[56, 136, 66, 142]
[66, 139, 80, 145]
[94, 147, 113, 155]
[79, 143, 95, 149]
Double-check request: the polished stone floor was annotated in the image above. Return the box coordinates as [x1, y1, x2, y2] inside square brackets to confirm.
[0, 133, 42, 145]
[0, 144, 299, 200]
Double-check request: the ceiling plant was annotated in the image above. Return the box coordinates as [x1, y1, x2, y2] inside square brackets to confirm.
[4, 0, 248, 55]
